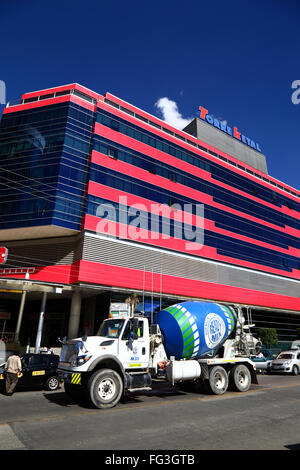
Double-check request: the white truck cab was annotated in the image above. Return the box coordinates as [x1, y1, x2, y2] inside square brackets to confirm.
[58, 316, 154, 408]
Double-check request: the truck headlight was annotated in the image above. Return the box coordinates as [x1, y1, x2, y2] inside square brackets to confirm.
[74, 355, 91, 366]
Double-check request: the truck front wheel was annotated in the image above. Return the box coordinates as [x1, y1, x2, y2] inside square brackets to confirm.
[229, 364, 251, 392]
[208, 366, 228, 395]
[87, 369, 123, 409]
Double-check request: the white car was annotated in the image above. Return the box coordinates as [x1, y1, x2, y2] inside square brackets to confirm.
[271, 349, 300, 375]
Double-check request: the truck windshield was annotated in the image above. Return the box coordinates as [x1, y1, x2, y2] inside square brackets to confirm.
[97, 319, 125, 338]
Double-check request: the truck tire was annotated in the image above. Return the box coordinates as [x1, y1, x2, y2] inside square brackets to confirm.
[229, 364, 251, 392]
[208, 366, 228, 395]
[87, 369, 123, 409]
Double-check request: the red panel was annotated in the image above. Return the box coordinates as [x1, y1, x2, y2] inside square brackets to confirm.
[3, 94, 96, 115]
[103, 94, 266, 179]
[97, 102, 300, 202]
[22, 84, 76, 100]
[77, 260, 300, 311]
[22, 83, 102, 101]
[98, 103, 256, 174]
[1, 259, 299, 311]
[104, 92, 196, 144]
[91, 151, 300, 246]
[84, 214, 212, 255]
[0, 264, 73, 284]
[83, 214, 300, 280]
[88, 165, 300, 242]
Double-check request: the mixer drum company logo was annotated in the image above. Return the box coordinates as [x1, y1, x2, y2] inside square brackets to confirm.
[204, 313, 226, 349]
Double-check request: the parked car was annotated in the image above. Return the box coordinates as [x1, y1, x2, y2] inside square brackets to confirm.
[271, 349, 300, 375]
[0, 353, 60, 392]
[250, 348, 275, 373]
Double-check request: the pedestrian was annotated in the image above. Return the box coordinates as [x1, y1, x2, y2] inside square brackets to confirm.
[4, 352, 22, 396]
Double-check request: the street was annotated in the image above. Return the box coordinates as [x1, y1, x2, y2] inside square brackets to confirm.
[1, 374, 300, 451]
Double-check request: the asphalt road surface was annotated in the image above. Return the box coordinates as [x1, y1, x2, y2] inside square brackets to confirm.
[1, 374, 300, 451]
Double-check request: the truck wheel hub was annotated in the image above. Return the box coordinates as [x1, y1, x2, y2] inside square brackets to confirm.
[98, 379, 115, 400]
[214, 373, 225, 389]
[238, 372, 247, 384]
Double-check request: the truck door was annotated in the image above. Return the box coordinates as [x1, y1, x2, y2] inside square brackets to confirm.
[118, 319, 149, 370]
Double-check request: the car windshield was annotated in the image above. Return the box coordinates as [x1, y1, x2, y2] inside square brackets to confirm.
[278, 353, 294, 359]
[97, 319, 125, 338]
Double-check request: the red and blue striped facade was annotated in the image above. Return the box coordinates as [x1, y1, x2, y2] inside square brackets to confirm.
[1, 83, 300, 313]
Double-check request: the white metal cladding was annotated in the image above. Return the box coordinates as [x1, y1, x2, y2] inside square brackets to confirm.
[82, 233, 217, 281]
[217, 265, 300, 297]
[82, 233, 300, 297]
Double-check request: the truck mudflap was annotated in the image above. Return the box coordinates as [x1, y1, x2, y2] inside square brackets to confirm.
[250, 366, 258, 384]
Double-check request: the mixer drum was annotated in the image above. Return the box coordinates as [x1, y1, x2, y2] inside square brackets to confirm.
[154, 301, 236, 360]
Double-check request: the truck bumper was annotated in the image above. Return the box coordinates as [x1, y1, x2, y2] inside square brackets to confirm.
[58, 370, 82, 386]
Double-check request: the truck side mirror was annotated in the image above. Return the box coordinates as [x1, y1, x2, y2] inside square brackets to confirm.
[131, 318, 139, 340]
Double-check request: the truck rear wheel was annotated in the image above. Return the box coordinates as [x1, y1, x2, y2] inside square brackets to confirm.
[87, 369, 123, 409]
[229, 364, 251, 392]
[208, 366, 228, 395]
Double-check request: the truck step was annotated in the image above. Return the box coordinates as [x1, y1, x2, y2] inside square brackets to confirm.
[127, 387, 152, 392]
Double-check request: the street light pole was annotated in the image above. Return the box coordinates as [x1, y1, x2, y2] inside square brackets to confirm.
[15, 290, 27, 343]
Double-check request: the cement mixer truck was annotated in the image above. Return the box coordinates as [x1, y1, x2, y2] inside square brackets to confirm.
[57, 302, 260, 409]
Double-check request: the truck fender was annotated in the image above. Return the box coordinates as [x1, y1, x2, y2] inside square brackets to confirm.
[87, 355, 126, 383]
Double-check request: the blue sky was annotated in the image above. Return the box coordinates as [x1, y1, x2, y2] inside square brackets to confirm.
[1, 0, 300, 189]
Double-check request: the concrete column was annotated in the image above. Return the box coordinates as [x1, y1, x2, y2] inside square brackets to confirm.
[34, 292, 47, 354]
[15, 291, 27, 342]
[84, 296, 96, 336]
[68, 290, 82, 339]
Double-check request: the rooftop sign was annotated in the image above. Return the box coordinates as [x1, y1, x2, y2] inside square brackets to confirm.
[199, 106, 262, 153]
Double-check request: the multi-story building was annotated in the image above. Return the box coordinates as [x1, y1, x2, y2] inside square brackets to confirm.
[0, 83, 300, 348]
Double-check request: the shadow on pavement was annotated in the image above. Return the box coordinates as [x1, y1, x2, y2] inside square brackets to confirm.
[43, 390, 92, 409]
[285, 443, 300, 450]
[43, 382, 186, 408]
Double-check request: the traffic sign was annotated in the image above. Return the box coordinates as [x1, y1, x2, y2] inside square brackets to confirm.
[0, 247, 8, 265]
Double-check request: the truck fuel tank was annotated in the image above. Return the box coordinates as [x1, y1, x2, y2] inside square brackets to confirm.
[154, 301, 236, 360]
[166, 359, 201, 384]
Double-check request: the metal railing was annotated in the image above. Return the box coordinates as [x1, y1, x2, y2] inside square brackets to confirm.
[6, 89, 97, 108]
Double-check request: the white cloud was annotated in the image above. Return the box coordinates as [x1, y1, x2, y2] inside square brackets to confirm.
[155, 97, 193, 130]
